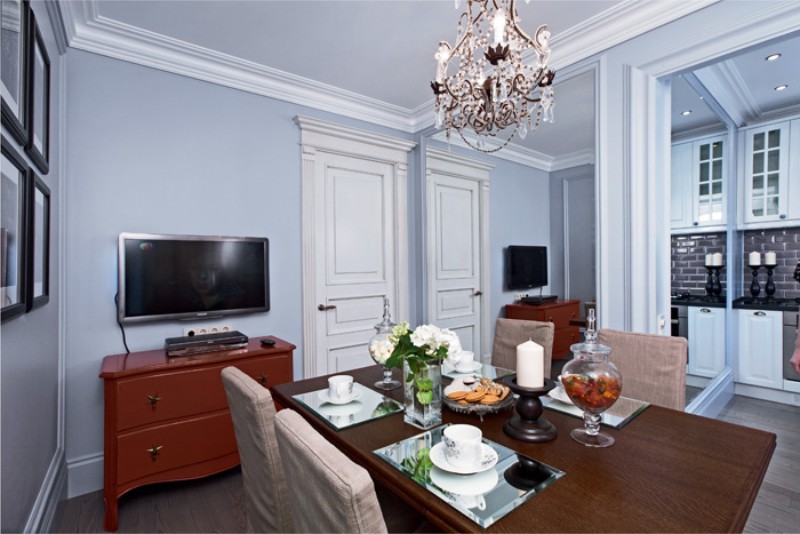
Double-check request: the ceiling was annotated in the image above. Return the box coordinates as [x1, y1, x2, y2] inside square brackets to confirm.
[58, 1, 800, 165]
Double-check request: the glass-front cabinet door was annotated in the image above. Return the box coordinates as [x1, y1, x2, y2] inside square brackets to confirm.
[694, 137, 725, 226]
[743, 122, 790, 224]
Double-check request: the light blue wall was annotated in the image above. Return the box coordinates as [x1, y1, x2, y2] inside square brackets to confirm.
[1, 1, 63, 531]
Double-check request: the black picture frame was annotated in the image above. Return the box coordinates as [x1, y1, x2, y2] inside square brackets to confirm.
[1, 136, 29, 322]
[27, 171, 49, 311]
[25, 8, 49, 175]
[0, 0, 31, 146]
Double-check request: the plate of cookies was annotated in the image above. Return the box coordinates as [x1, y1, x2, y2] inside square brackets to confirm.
[443, 377, 515, 419]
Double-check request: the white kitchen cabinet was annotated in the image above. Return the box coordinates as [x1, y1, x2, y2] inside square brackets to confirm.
[671, 135, 726, 232]
[736, 309, 783, 389]
[739, 120, 799, 228]
[687, 306, 725, 378]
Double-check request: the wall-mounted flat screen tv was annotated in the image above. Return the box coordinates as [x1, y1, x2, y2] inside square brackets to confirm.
[118, 233, 269, 324]
[506, 245, 548, 290]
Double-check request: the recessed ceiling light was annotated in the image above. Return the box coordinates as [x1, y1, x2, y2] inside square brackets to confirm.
[775, 84, 789, 91]
[681, 110, 692, 116]
[765, 53, 782, 61]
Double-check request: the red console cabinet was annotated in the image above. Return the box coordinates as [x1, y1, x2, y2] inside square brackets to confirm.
[99, 336, 294, 531]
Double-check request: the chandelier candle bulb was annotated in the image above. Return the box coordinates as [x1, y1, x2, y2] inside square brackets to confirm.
[516, 339, 544, 388]
[764, 252, 777, 266]
[749, 251, 761, 266]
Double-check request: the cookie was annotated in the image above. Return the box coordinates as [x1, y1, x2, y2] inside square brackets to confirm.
[447, 390, 469, 400]
[480, 395, 500, 404]
[465, 390, 486, 403]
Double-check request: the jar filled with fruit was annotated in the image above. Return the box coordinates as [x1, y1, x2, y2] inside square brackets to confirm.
[560, 309, 622, 447]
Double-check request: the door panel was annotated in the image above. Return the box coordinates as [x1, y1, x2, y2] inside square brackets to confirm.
[428, 173, 481, 355]
[315, 153, 397, 375]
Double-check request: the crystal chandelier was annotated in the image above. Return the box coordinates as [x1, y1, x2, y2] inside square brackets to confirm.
[431, 0, 556, 153]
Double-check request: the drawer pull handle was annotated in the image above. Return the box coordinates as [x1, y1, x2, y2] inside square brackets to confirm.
[700, 308, 711, 313]
[548, 316, 554, 322]
[147, 394, 162, 408]
[147, 445, 163, 461]
[754, 311, 766, 317]
[257, 373, 269, 386]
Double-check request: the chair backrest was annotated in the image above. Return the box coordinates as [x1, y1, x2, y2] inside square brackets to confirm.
[597, 329, 687, 411]
[491, 318, 555, 378]
[274, 409, 388, 534]
[220, 366, 294, 533]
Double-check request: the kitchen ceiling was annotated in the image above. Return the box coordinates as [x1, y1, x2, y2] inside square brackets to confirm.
[60, 2, 799, 162]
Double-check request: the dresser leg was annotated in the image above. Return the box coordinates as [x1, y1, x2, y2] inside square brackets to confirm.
[103, 492, 119, 532]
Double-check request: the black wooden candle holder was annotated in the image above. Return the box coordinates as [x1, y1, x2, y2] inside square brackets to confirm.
[501, 376, 557, 442]
[764, 265, 776, 299]
[749, 265, 761, 298]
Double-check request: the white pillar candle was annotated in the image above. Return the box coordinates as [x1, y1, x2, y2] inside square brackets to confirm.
[749, 251, 761, 266]
[516, 339, 544, 388]
[705, 253, 713, 267]
[764, 251, 777, 266]
[712, 253, 723, 266]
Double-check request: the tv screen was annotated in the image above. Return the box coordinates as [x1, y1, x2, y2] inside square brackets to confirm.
[118, 233, 269, 323]
[506, 245, 548, 290]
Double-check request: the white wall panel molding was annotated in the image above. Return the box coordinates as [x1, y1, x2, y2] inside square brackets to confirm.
[693, 62, 759, 126]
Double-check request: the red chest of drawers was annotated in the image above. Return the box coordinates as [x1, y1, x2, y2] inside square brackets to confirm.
[99, 336, 294, 531]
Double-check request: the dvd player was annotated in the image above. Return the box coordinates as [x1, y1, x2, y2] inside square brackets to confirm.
[165, 330, 249, 357]
[521, 295, 558, 305]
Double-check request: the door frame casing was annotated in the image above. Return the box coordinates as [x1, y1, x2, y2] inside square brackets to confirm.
[297, 116, 416, 378]
[425, 148, 493, 359]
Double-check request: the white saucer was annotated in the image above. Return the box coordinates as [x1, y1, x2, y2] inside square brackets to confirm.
[429, 442, 498, 475]
[317, 388, 363, 405]
[450, 361, 482, 374]
[430, 465, 499, 496]
[547, 387, 574, 405]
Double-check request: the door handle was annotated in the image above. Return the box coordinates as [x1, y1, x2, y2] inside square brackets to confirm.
[473, 290, 482, 297]
[318, 304, 337, 311]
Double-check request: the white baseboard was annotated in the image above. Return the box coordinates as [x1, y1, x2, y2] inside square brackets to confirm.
[24, 448, 68, 533]
[67, 452, 104, 498]
[734, 383, 800, 407]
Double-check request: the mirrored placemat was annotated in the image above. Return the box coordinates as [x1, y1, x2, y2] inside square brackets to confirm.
[374, 425, 564, 528]
[542, 395, 649, 429]
[442, 362, 515, 381]
[293, 383, 403, 431]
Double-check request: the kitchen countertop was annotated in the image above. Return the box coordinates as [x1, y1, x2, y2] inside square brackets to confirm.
[732, 297, 799, 312]
[671, 294, 726, 308]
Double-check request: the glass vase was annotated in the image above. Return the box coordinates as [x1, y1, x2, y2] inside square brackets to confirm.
[403, 360, 442, 429]
[560, 309, 622, 447]
[368, 297, 401, 390]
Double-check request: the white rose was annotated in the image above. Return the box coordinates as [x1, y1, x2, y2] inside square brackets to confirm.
[411, 324, 436, 347]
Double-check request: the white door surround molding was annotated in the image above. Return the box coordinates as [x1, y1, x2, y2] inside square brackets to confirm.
[425, 148, 493, 358]
[297, 116, 415, 378]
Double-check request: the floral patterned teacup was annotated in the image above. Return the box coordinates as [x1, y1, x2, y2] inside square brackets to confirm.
[443, 424, 482, 470]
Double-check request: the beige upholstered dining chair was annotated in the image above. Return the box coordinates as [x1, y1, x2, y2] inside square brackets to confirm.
[274, 408, 390, 533]
[220, 366, 294, 533]
[491, 318, 555, 379]
[597, 329, 688, 411]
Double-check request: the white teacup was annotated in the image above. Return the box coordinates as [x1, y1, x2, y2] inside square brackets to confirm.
[443, 424, 482, 470]
[453, 350, 476, 372]
[328, 375, 354, 401]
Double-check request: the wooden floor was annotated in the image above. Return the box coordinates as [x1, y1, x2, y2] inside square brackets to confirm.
[54, 395, 800, 533]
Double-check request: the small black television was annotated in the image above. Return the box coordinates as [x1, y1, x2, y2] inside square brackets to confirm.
[118, 233, 270, 324]
[506, 245, 548, 290]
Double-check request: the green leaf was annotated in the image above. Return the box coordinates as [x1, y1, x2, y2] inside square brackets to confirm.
[416, 389, 433, 405]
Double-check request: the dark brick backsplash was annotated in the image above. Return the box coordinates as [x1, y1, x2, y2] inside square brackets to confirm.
[671, 234, 727, 296]
[742, 228, 800, 299]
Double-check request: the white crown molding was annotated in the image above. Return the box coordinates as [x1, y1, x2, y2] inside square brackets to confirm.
[546, 0, 720, 70]
[693, 61, 760, 126]
[671, 124, 728, 144]
[550, 149, 596, 172]
[430, 130, 554, 171]
[60, 0, 710, 144]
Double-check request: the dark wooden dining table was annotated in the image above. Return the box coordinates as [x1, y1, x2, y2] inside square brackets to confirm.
[271, 365, 776, 533]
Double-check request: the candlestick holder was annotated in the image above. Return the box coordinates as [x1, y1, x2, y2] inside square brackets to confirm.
[764, 265, 776, 299]
[501, 376, 557, 442]
[712, 266, 723, 298]
[704, 266, 714, 297]
[749, 265, 761, 298]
